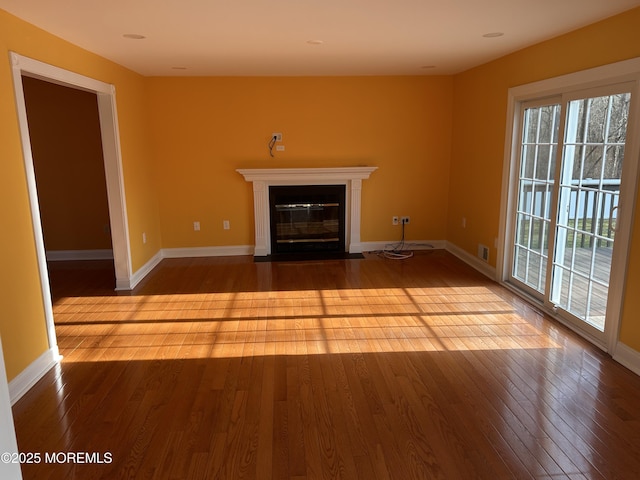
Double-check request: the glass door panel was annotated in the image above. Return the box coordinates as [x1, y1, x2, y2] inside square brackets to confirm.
[551, 93, 630, 331]
[512, 103, 560, 295]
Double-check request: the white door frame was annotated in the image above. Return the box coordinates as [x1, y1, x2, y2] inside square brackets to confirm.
[0, 336, 22, 480]
[498, 56, 640, 355]
[9, 52, 133, 353]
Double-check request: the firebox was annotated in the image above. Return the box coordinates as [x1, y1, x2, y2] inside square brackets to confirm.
[269, 185, 346, 254]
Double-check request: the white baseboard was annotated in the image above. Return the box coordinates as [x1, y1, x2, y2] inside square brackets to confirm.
[121, 250, 163, 290]
[125, 241, 476, 291]
[162, 245, 254, 258]
[8, 347, 60, 405]
[46, 249, 114, 261]
[445, 241, 497, 280]
[360, 240, 446, 253]
[131, 242, 442, 287]
[613, 342, 640, 376]
[117, 246, 254, 290]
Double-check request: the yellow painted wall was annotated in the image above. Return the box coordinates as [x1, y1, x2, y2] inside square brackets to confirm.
[621, 205, 640, 350]
[3, 3, 640, 384]
[22, 76, 112, 251]
[0, 9, 160, 380]
[147, 76, 453, 247]
[448, 7, 640, 350]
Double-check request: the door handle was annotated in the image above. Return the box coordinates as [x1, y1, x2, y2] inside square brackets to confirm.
[610, 205, 619, 233]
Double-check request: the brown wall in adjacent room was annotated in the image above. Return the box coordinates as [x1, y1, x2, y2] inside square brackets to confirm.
[22, 76, 112, 252]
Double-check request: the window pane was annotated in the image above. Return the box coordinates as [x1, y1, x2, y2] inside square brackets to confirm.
[607, 93, 631, 144]
[521, 145, 535, 178]
[515, 213, 530, 247]
[531, 182, 547, 217]
[604, 145, 624, 179]
[582, 146, 605, 180]
[568, 273, 589, 319]
[585, 97, 608, 144]
[537, 105, 558, 144]
[569, 145, 584, 182]
[524, 108, 540, 143]
[535, 145, 552, 180]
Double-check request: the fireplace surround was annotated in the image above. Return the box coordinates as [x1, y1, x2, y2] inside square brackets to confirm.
[237, 167, 377, 256]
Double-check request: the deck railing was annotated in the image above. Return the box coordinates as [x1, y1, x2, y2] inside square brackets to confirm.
[521, 179, 620, 249]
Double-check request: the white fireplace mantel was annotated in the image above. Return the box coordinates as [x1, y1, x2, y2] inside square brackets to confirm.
[237, 167, 377, 256]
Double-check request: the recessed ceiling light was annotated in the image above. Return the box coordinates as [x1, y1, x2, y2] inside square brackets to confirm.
[306, 40, 324, 45]
[482, 32, 504, 38]
[123, 33, 146, 40]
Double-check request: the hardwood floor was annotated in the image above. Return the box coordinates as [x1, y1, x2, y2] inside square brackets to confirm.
[12, 251, 640, 479]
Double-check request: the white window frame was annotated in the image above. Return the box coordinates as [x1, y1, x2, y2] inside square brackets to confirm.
[498, 57, 640, 355]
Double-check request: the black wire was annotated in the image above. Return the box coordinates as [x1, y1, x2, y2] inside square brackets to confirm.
[398, 219, 406, 251]
[268, 135, 276, 157]
[378, 218, 413, 259]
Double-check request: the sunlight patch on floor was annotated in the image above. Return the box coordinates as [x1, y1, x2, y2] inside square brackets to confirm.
[54, 286, 562, 362]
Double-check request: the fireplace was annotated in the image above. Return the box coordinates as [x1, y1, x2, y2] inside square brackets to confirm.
[269, 185, 346, 254]
[237, 167, 377, 256]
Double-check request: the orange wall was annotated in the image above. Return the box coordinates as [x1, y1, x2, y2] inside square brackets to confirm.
[22, 76, 112, 251]
[621, 204, 640, 350]
[0, 9, 160, 380]
[147, 76, 453, 248]
[448, 7, 640, 350]
[3, 4, 640, 383]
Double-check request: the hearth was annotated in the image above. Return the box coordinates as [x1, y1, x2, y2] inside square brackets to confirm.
[269, 185, 345, 254]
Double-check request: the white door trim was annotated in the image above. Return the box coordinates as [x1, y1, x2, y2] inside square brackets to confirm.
[0, 336, 22, 479]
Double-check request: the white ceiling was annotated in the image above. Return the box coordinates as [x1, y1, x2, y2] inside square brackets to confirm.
[2, 0, 640, 76]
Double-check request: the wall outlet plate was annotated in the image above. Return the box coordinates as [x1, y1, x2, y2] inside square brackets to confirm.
[272, 132, 282, 141]
[401, 216, 410, 225]
[392, 216, 399, 225]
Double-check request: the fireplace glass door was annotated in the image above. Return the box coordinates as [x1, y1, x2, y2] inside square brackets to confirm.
[269, 185, 346, 254]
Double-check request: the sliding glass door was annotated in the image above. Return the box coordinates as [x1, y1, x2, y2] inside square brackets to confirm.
[509, 86, 633, 343]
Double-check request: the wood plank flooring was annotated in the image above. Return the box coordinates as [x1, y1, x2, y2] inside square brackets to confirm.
[12, 250, 640, 479]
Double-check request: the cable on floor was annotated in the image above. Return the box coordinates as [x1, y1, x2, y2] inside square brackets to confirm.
[367, 219, 433, 260]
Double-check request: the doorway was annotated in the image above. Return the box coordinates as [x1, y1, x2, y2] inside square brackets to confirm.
[10, 53, 132, 354]
[21, 76, 114, 262]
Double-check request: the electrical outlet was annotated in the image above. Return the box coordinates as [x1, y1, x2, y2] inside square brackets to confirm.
[223, 220, 230, 230]
[276, 145, 285, 151]
[392, 216, 399, 225]
[272, 132, 282, 141]
[401, 216, 410, 225]
[193, 221, 200, 231]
